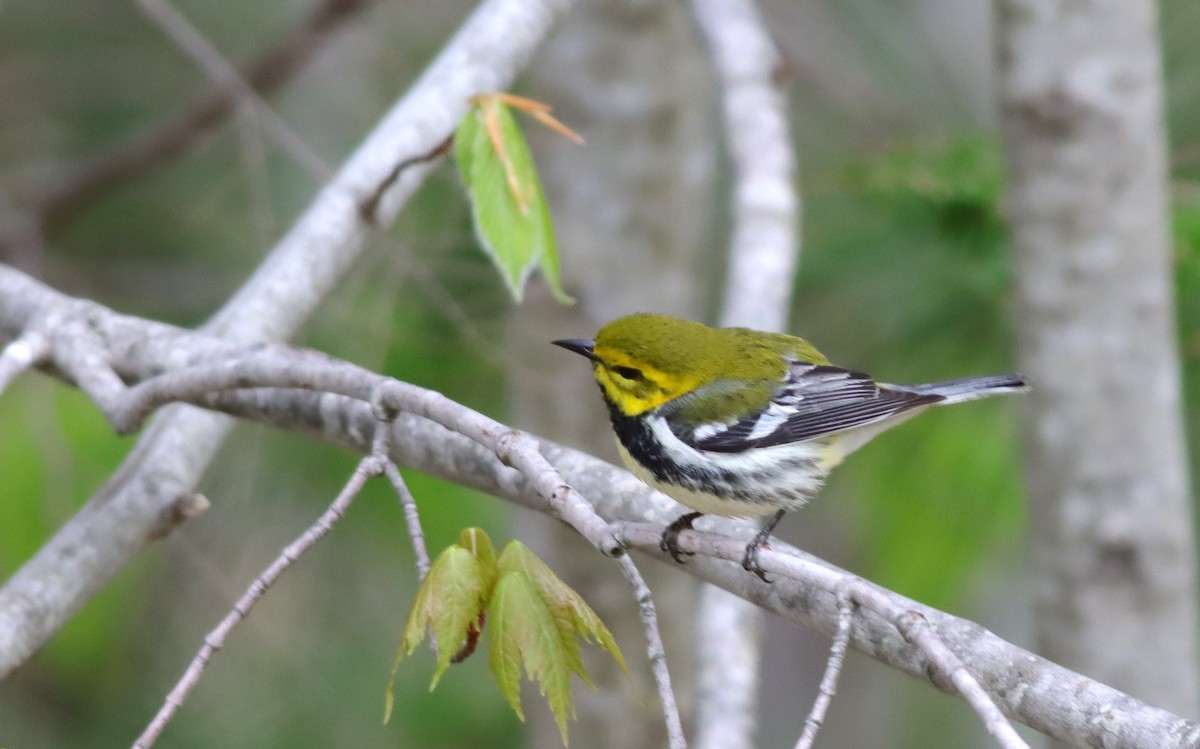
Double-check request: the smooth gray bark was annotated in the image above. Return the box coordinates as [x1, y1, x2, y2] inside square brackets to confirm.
[995, 0, 1198, 717]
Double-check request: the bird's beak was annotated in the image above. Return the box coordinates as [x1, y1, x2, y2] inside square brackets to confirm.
[552, 337, 599, 362]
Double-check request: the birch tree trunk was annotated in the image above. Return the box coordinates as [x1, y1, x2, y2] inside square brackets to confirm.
[995, 0, 1199, 718]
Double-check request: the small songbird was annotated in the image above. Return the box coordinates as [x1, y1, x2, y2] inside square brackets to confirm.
[553, 313, 1027, 580]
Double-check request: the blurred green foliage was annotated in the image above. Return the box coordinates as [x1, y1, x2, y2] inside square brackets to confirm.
[1172, 187, 1200, 463]
[796, 136, 1022, 608]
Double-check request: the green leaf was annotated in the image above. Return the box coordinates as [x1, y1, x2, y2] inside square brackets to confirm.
[488, 541, 627, 745]
[454, 96, 573, 304]
[498, 542, 626, 677]
[457, 526, 500, 586]
[386, 528, 499, 722]
[488, 571, 579, 743]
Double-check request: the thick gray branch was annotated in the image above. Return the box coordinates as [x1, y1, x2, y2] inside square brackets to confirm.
[2, 264, 1197, 748]
[205, 390, 1200, 749]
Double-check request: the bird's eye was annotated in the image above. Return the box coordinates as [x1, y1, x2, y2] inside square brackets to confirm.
[611, 365, 645, 381]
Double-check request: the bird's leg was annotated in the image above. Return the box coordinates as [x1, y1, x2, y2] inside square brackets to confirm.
[660, 511, 704, 563]
[742, 509, 786, 583]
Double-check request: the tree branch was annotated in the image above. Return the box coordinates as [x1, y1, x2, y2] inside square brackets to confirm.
[133, 0, 330, 179]
[131, 395, 431, 747]
[133, 451, 383, 748]
[0, 0, 576, 680]
[2, 263, 1195, 748]
[0, 0, 376, 259]
[794, 593, 851, 749]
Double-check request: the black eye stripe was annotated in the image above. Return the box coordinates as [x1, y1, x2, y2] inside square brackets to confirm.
[611, 365, 645, 381]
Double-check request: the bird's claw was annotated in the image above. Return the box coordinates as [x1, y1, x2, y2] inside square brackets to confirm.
[660, 512, 703, 564]
[742, 526, 776, 583]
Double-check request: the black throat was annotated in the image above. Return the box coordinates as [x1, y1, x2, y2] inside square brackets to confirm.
[603, 399, 692, 486]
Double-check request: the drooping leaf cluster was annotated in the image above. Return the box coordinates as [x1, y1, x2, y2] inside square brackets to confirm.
[389, 528, 626, 745]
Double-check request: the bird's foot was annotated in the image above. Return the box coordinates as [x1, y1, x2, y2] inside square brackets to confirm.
[660, 512, 703, 564]
[741, 531, 774, 583]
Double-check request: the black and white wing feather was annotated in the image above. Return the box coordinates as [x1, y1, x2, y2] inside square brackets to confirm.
[672, 362, 942, 453]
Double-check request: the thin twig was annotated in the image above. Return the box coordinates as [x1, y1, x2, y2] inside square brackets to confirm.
[108, 349, 617, 551]
[372, 388, 431, 579]
[0, 329, 49, 395]
[613, 553, 688, 749]
[383, 462, 431, 580]
[132, 454, 383, 749]
[376, 380, 620, 552]
[133, 388, 429, 747]
[893, 611, 1029, 749]
[614, 521, 1030, 749]
[794, 592, 853, 749]
[357, 135, 453, 225]
[840, 572, 1029, 749]
[134, 0, 331, 180]
[3, 0, 372, 258]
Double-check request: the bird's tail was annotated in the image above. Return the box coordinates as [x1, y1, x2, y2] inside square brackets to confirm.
[895, 374, 1029, 405]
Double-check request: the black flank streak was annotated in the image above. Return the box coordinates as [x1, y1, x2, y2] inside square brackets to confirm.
[605, 398, 813, 506]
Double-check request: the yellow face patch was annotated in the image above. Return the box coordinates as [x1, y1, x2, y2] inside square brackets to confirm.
[592, 349, 702, 416]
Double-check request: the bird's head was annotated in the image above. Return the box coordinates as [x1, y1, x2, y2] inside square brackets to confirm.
[553, 313, 825, 418]
[553, 314, 712, 416]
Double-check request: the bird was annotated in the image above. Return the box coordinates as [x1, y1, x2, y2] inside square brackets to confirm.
[553, 312, 1027, 581]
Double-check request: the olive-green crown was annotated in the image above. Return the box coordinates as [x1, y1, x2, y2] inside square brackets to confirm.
[594, 313, 828, 384]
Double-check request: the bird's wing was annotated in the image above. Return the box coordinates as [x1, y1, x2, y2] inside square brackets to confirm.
[671, 362, 942, 453]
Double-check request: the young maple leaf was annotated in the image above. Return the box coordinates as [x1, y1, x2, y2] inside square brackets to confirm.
[386, 531, 627, 745]
[488, 541, 627, 745]
[385, 528, 497, 722]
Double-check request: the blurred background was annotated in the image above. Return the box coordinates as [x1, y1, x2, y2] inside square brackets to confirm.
[0, 0, 1197, 746]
